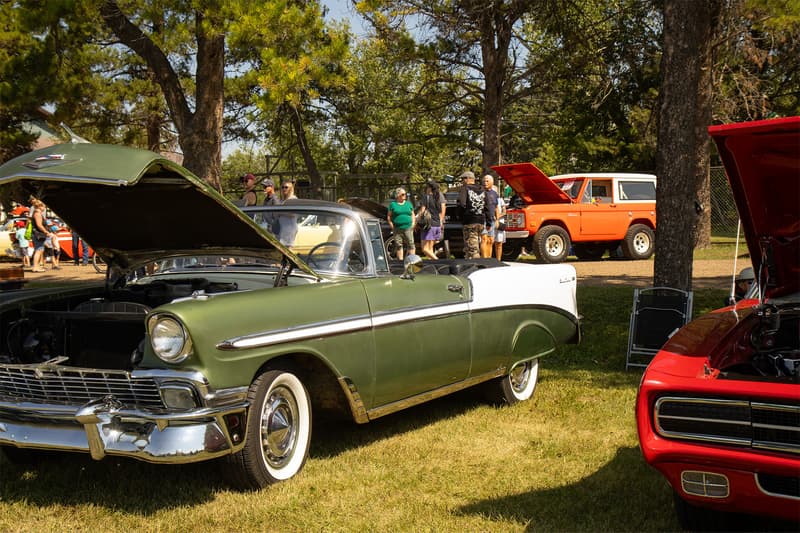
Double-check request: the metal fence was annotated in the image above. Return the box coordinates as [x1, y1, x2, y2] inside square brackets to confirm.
[229, 167, 740, 237]
[710, 166, 739, 238]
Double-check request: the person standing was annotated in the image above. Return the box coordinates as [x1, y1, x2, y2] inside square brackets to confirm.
[29, 198, 52, 272]
[457, 171, 484, 259]
[417, 181, 446, 260]
[262, 178, 279, 206]
[387, 187, 415, 261]
[277, 181, 299, 246]
[494, 190, 507, 260]
[280, 180, 298, 201]
[481, 175, 499, 258]
[14, 220, 31, 267]
[71, 231, 89, 266]
[239, 173, 258, 206]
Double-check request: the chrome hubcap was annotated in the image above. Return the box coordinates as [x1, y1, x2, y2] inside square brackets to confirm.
[633, 232, 651, 253]
[509, 361, 531, 393]
[261, 385, 298, 469]
[545, 235, 564, 256]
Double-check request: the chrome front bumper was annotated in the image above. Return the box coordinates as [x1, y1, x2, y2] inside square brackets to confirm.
[0, 394, 248, 464]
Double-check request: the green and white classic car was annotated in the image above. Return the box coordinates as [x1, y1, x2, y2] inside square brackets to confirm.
[0, 144, 580, 489]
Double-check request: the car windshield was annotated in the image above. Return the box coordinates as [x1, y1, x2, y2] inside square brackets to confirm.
[248, 207, 369, 275]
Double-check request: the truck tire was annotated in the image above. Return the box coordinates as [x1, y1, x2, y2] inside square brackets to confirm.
[621, 224, 655, 260]
[533, 226, 570, 263]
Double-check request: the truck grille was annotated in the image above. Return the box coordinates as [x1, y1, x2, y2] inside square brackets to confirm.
[655, 397, 800, 454]
[0, 365, 164, 409]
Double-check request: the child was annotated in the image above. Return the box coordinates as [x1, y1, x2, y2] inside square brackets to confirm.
[14, 220, 31, 267]
[45, 222, 61, 270]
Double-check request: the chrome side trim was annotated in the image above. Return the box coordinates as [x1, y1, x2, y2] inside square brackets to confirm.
[365, 367, 506, 421]
[755, 473, 800, 501]
[218, 316, 373, 350]
[217, 300, 472, 350]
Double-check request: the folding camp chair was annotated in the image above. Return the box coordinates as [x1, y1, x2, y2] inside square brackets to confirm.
[626, 286, 693, 370]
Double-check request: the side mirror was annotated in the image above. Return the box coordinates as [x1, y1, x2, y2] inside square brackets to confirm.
[401, 254, 423, 280]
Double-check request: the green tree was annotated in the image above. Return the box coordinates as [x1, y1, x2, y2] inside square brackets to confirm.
[357, 0, 538, 173]
[229, 0, 351, 197]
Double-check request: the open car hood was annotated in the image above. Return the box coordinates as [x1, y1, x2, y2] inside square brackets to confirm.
[0, 143, 316, 276]
[709, 116, 800, 300]
[492, 162, 572, 204]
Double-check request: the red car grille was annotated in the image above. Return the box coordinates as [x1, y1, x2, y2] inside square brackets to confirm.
[655, 397, 800, 454]
[0, 365, 164, 409]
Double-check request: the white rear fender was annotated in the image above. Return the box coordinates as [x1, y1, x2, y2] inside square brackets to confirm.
[467, 262, 578, 317]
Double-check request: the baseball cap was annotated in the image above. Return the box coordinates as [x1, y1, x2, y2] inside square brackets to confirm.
[261, 178, 275, 188]
[241, 173, 256, 183]
[459, 171, 475, 180]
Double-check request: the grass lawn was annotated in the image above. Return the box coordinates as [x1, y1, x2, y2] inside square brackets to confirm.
[0, 286, 730, 532]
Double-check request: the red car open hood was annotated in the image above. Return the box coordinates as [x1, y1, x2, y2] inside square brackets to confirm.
[709, 116, 800, 300]
[492, 162, 572, 204]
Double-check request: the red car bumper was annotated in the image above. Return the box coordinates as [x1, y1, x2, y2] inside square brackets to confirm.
[637, 355, 800, 523]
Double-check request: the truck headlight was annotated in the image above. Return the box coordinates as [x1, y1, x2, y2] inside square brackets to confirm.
[149, 315, 193, 363]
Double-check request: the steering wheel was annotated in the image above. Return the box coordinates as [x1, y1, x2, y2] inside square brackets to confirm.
[306, 241, 365, 272]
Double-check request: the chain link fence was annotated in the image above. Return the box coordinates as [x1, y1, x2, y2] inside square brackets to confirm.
[710, 166, 739, 238]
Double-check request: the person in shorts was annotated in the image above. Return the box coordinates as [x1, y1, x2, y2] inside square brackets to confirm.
[387, 187, 415, 261]
[417, 181, 446, 259]
[494, 192, 507, 260]
[457, 171, 484, 259]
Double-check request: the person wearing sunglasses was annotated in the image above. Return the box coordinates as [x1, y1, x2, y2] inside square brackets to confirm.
[280, 181, 297, 201]
[387, 187, 416, 261]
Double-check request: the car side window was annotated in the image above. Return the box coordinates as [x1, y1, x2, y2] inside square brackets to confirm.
[618, 181, 656, 201]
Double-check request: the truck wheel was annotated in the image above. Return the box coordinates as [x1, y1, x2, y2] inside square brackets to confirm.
[533, 226, 570, 263]
[224, 369, 312, 490]
[573, 243, 606, 260]
[501, 240, 522, 261]
[621, 224, 655, 260]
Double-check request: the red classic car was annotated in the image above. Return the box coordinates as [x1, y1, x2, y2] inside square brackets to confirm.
[636, 116, 800, 529]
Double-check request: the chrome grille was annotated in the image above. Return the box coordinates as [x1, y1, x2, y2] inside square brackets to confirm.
[0, 365, 164, 409]
[655, 397, 800, 454]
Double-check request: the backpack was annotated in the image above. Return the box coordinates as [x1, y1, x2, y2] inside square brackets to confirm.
[24, 219, 33, 240]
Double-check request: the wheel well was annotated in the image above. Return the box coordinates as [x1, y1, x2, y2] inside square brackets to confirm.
[628, 219, 655, 231]
[257, 354, 353, 421]
[536, 220, 570, 235]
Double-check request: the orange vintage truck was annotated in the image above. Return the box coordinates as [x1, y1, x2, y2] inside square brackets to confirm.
[493, 162, 657, 263]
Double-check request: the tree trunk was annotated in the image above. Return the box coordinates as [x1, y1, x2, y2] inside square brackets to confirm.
[100, 1, 224, 189]
[478, 5, 513, 174]
[654, 0, 722, 290]
[289, 105, 323, 199]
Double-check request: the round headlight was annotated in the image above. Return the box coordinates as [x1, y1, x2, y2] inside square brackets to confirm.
[149, 316, 192, 363]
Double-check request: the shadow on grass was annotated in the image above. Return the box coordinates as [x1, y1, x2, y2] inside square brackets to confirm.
[311, 386, 487, 458]
[0, 388, 488, 513]
[455, 446, 798, 532]
[455, 446, 676, 531]
[0, 451, 222, 512]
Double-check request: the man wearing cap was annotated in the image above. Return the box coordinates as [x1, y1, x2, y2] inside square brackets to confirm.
[240, 173, 258, 207]
[262, 178, 279, 206]
[457, 170, 485, 259]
